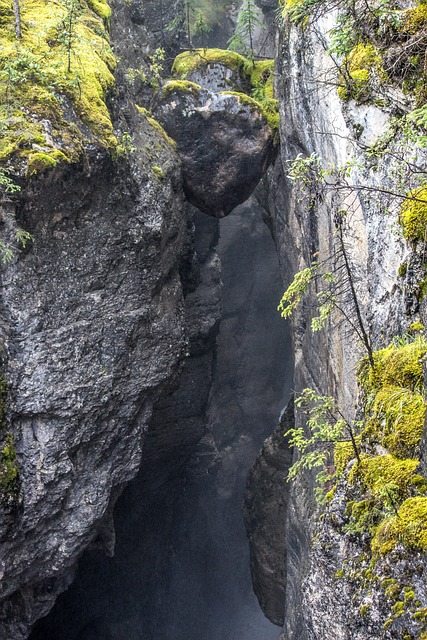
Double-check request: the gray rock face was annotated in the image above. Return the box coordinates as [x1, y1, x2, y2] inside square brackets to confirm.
[0, 0, 196, 635]
[302, 469, 427, 640]
[246, 10, 426, 640]
[244, 398, 294, 627]
[29, 209, 222, 640]
[154, 87, 276, 217]
[0, 121, 187, 638]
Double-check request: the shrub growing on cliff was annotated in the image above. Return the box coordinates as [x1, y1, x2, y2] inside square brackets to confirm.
[286, 388, 361, 500]
[228, 0, 263, 62]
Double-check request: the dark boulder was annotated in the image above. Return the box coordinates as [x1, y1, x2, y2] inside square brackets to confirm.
[154, 85, 276, 217]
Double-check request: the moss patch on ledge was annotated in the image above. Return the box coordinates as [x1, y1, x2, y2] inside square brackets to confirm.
[373, 496, 427, 554]
[0, 374, 19, 506]
[400, 186, 427, 243]
[161, 80, 202, 98]
[172, 48, 252, 79]
[220, 91, 279, 136]
[337, 44, 387, 103]
[0, 0, 117, 174]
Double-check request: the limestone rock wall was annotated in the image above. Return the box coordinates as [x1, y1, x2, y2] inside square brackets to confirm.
[247, 9, 426, 640]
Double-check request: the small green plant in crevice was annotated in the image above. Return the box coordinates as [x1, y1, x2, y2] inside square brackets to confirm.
[0, 168, 34, 263]
[0, 374, 19, 506]
[285, 388, 361, 502]
[115, 132, 135, 159]
[152, 165, 164, 179]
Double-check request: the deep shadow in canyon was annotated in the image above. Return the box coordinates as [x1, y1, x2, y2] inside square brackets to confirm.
[30, 200, 293, 640]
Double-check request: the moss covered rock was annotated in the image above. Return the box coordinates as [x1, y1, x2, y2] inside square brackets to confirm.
[400, 187, 427, 243]
[0, 0, 117, 174]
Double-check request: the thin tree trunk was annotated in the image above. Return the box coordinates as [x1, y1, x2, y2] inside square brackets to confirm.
[13, 0, 21, 39]
[337, 224, 374, 368]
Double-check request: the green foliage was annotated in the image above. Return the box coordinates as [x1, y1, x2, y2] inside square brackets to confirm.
[0, 0, 117, 170]
[277, 264, 318, 319]
[400, 186, 427, 243]
[115, 132, 135, 158]
[193, 11, 211, 48]
[228, 0, 264, 62]
[0, 169, 33, 263]
[286, 388, 359, 501]
[0, 167, 19, 194]
[0, 374, 19, 505]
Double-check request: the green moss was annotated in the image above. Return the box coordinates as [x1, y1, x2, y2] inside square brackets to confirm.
[360, 604, 370, 617]
[409, 321, 425, 333]
[391, 601, 405, 617]
[172, 49, 276, 101]
[135, 106, 177, 149]
[26, 151, 57, 176]
[364, 386, 426, 458]
[172, 48, 251, 80]
[403, 586, 415, 602]
[349, 454, 427, 497]
[400, 187, 427, 243]
[385, 583, 401, 600]
[338, 44, 386, 103]
[0, 0, 118, 169]
[161, 80, 202, 97]
[86, 0, 111, 22]
[0, 374, 19, 504]
[334, 440, 356, 475]
[250, 59, 275, 99]
[414, 608, 427, 621]
[400, 4, 427, 35]
[152, 165, 164, 179]
[359, 337, 427, 394]
[220, 90, 279, 135]
[372, 497, 427, 554]
[398, 262, 408, 278]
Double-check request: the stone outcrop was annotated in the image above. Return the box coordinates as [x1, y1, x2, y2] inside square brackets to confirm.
[154, 85, 276, 218]
[244, 398, 294, 627]
[0, 0, 194, 636]
[0, 118, 187, 638]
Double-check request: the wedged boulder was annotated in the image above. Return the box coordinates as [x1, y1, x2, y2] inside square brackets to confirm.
[154, 83, 276, 218]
